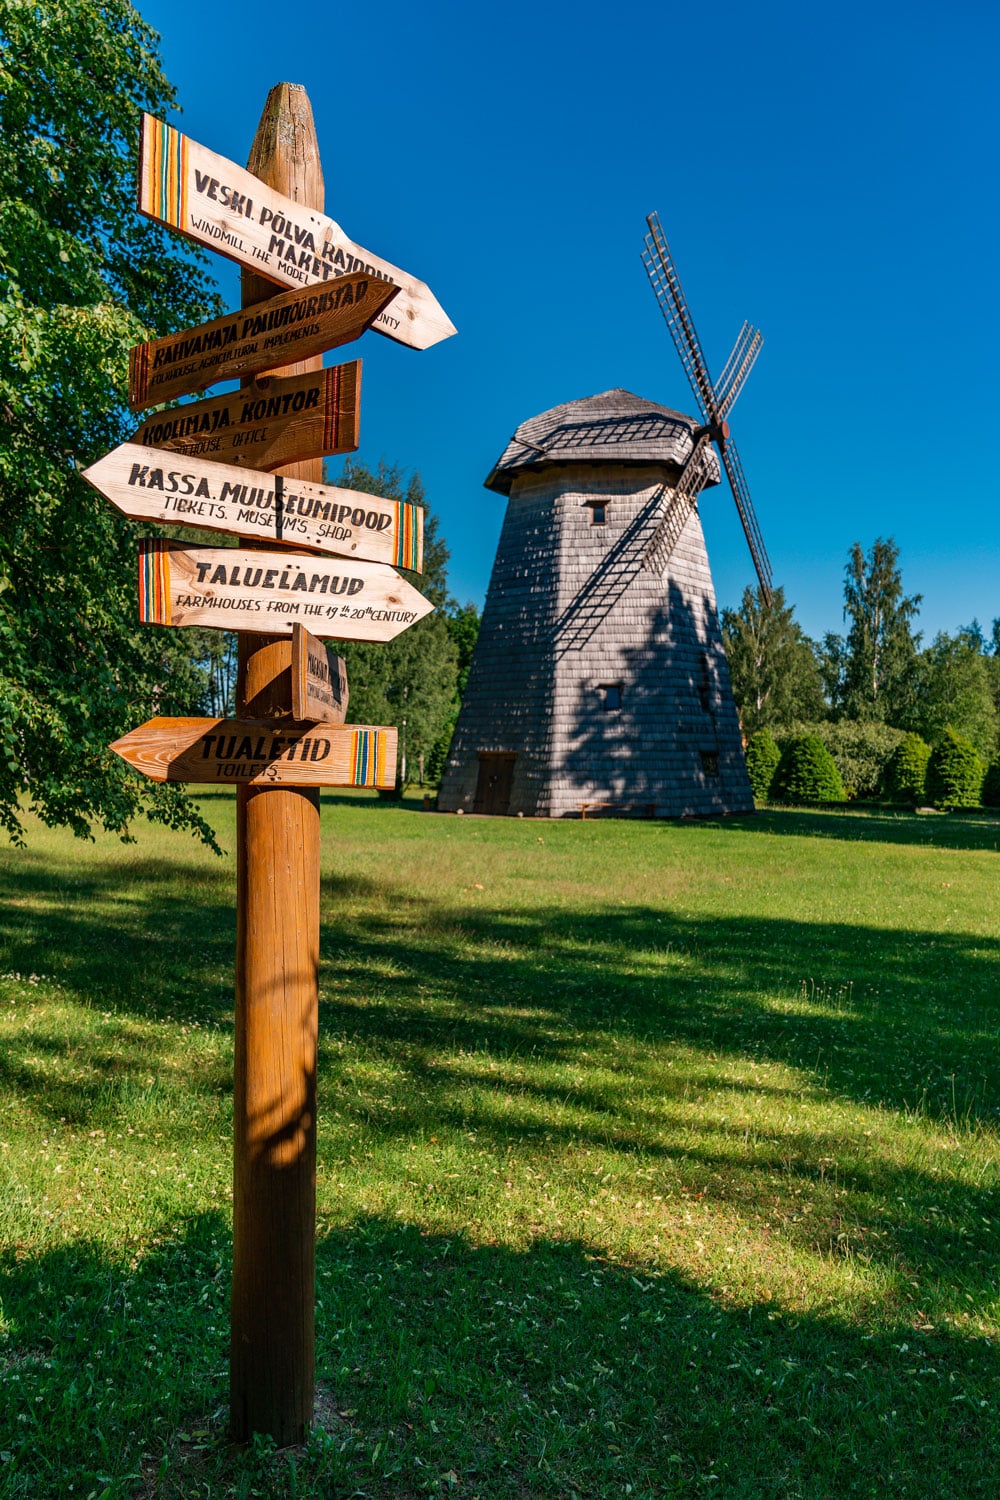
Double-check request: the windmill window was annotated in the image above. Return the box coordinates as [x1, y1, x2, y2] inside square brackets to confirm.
[697, 653, 712, 711]
[599, 683, 622, 711]
[700, 751, 719, 777]
[589, 502, 607, 525]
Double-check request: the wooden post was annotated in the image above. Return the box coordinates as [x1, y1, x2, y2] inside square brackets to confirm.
[230, 83, 324, 1446]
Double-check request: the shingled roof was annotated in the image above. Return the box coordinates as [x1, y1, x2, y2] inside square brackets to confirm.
[484, 388, 721, 496]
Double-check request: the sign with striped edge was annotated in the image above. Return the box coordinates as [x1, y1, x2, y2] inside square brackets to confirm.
[111, 716, 396, 788]
[138, 113, 456, 352]
[128, 364, 361, 472]
[128, 272, 392, 410]
[138, 540, 434, 642]
[85, 444, 423, 568]
[291, 625, 348, 725]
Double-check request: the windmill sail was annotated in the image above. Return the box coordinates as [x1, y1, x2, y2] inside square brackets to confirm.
[641, 212, 774, 605]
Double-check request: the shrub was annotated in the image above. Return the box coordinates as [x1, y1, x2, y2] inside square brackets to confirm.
[925, 728, 985, 809]
[784, 720, 906, 800]
[883, 734, 932, 804]
[979, 760, 1000, 808]
[745, 730, 781, 804]
[773, 734, 847, 804]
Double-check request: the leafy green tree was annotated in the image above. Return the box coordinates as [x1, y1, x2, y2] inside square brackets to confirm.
[0, 0, 222, 844]
[823, 538, 921, 723]
[772, 734, 846, 804]
[883, 733, 932, 805]
[744, 728, 780, 804]
[446, 601, 480, 696]
[721, 585, 826, 733]
[925, 728, 984, 810]
[327, 459, 458, 788]
[426, 600, 480, 783]
[913, 630, 999, 761]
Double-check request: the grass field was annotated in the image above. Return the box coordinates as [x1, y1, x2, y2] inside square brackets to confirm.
[1, 796, 998, 1498]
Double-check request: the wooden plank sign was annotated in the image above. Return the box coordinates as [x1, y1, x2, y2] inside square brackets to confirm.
[112, 716, 396, 788]
[128, 272, 393, 409]
[291, 625, 348, 724]
[138, 540, 433, 642]
[138, 114, 456, 352]
[84, 444, 424, 569]
[129, 364, 361, 471]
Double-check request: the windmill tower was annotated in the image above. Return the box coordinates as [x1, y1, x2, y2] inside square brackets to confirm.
[437, 216, 774, 819]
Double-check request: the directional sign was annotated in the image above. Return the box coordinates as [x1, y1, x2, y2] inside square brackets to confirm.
[85, 444, 424, 569]
[128, 272, 393, 409]
[129, 364, 360, 472]
[292, 625, 348, 724]
[138, 114, 456, 352]
[112, 716, 396, 788]
[138, 539, 433, 642]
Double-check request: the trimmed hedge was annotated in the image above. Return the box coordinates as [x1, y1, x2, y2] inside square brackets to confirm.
[784, 720, 906, 800]
[884, 734, 932, 805]
[745, 729, 781, 804]
[925, 728, 985, 809]
[773, 734, 847, 804]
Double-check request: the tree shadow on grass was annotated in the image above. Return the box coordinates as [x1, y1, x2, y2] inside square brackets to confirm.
[1, 1214, 997, 1499]
[710, 806, 1000, 853]
[314, 888, 1000, 1127]
[1, 843, 998, 1356]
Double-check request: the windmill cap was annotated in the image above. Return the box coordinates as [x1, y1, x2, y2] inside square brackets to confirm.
[485, 388, 721, 496]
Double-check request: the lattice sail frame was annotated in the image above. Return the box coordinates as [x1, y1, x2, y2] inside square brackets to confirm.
[641, 212, 774, 605]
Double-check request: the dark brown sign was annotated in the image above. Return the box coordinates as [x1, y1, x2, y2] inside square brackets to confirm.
[128, 271, 395, 409]
[291, 625, 348, 723]
[128, 364, 360, 471]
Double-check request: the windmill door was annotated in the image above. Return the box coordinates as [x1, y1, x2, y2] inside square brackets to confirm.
[474, 752, 516, 815]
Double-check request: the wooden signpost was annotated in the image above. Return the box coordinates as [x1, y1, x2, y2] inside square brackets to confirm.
[138, 112, 456, 351]
[292, 625, 348, 724]
[93, 81, 452, 1448]
[137, 539, 433, 640]
[127, 272, 393, 408]
[111, 717, 394, 788]
[127, 364, 361, 471]
[84, 444, 424, 567]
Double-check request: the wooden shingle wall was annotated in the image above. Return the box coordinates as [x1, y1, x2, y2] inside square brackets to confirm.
[439, 456, 752, 819]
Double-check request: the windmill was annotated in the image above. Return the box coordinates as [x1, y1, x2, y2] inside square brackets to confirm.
[641, 212, 773, 604]
[436, 220, 766, 821]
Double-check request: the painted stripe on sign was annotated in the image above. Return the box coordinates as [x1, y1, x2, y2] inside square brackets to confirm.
[392, 499, 424, 572]
[139, 539, 172, 625]
[351, 728, 388, 787]
[146, 117, 187, 229]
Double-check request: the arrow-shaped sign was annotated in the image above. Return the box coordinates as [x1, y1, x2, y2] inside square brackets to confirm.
[138, 114, 456, 352]
[291, 625, 348, 724]
[128, 271, 392, 409]
[138, 539, 433, 642]
[112, 716, 396, 788]
[128, 364, 360, 472]
[85, 443, 424, 569]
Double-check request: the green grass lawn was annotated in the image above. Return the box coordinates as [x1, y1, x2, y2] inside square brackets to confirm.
[1, 797, 998, 1498]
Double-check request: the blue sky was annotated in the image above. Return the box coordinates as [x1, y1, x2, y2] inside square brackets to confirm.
[141, 0, 998, 645]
